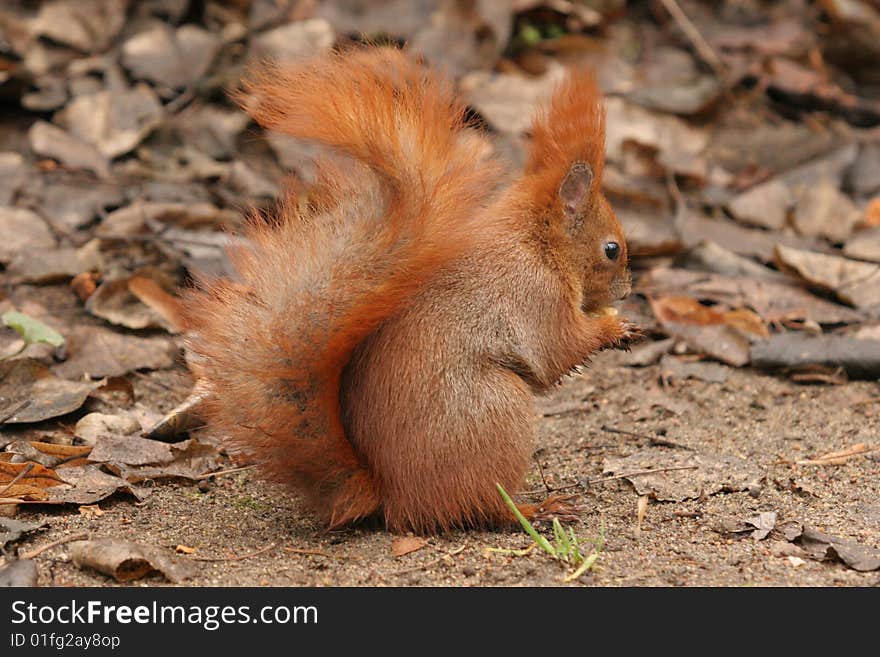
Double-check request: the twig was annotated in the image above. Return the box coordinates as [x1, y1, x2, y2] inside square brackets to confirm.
[195, 464, 257, 481]
[601, 425, 692, 450]
[796, 444, 880, 466]
[19, 532, 89, 560]
[658, 0, 727, 78]
[0, 400, 31, 424]
[535, 458, 552, 493]
[192, 543, 276, 562]
[520, 481, 581, 496]
[588, 465, 697, 485]
[0, 463, 34, 498]
[391, 545, 467, 577]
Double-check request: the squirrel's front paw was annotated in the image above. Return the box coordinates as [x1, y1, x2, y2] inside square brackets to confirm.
[519, 494, 583, 524]
[617, 319, 643, 348]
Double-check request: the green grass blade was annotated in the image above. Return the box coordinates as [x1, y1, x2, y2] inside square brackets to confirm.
[496, 483, 555, 556]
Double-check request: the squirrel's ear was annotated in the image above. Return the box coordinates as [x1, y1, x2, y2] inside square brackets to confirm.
[558, 161, 593, 219]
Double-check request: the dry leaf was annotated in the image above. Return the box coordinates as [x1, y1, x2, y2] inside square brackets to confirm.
[392, 536, 428, 557]
[69, 539, 197, 583]
[775, 245, 880, 309]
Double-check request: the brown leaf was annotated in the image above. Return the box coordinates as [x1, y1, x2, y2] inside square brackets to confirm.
[0, 208, 55, 266]
[775, 245, 880, 309]
[48, 465, 148, 504]
[602, 448, 763, 502]
[794, 526, 880, 572]
[104, 439, 222, 483]
[57, 85, 162, 159]
[0, 359, 102, 423]
[69, 539, 197, 583]
[726, 179, 792, 231]
[640, 268, 863, 326]
[88, 435, 175, 467]
[27, 121, 109, 178]
[0, 461, 65, 489]
[122, 24, 220, 90]
[392, 536, 428, 557]
[844, 226, 880, 263]
[1, 517, 46, 549]
[86, 270, 179, 332]
[249, 18, 334, 66]
[51, 326, 176, 380]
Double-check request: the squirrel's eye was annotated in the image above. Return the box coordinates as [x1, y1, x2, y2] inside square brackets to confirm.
[604, 242, 620, 261]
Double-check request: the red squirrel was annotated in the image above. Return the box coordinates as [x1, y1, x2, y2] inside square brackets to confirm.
[183, 47, 632, 534]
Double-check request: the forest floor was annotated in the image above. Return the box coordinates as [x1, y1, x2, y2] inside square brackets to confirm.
[15, 349, 879, 587]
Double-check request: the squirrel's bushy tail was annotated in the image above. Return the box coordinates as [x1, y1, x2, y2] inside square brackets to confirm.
[184, 47, 500, 527]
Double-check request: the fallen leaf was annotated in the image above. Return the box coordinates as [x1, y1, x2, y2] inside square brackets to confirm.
[8, 240, 104, 284]
[122, 24, 220, 90]
[48, 465, 147, 504]
[75, 413, 142, 446]
[0, 208, 55, 265]
[88, 435, 175, 467]
[69, 539, 197, 583]
[0, 517, 46, 549]
[0, 359, 101, 424]
[30, 0, 126, 53]
[844, 226, 880, 263]
[51, 326, 176, 379]
[104, 439, 222, 483]
[461, 65, 566, 134]
[28, 121, 109, 178]
[795, 526, 880, 572]
[57, 85, 163, 159]
[392, 536, 428, 557]
[602, 448, 763, 502]
[726, 178, 791, 231]
[791, 179, 861, 243]
[641, 268, 863, 326]
[86, 271, 179, 331]
[97, 200, 238, 236]
[249, 18, 335, 65]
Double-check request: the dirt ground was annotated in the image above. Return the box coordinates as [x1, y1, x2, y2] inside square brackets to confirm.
[13, 349, 879, 587]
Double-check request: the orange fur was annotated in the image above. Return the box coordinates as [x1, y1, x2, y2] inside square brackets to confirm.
[186, 47, 631, 533]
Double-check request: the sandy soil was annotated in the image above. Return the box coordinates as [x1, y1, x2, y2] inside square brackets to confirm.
[13, 350, 880, 587]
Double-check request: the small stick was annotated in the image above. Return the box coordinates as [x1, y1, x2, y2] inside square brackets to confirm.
[796, 445, 880, 466]
[589, 465, 697, 485]
[192, 543, 276, 562]
[0, 463, 34, 498]
[658, 0, 727, 78]
[195, 464, 257, 481]
[520, 481, 581, 496]
[0, 400, 31, 424]
[19, 532, 89, 560]
[392, 545, 466, 577]
[601, 425, 692, 450]
[535, 458, 552, 493]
